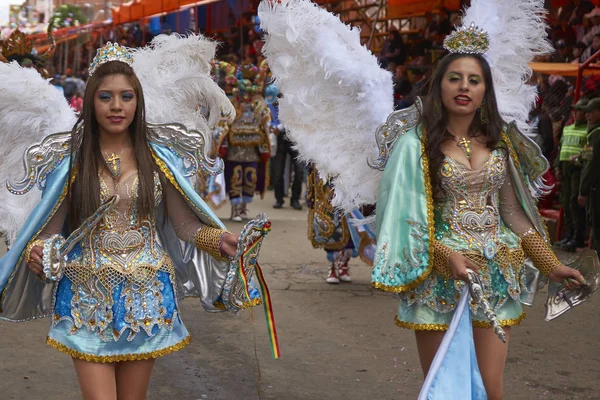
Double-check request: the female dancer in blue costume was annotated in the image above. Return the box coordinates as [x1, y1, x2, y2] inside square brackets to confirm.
[0, 44, 248, 399]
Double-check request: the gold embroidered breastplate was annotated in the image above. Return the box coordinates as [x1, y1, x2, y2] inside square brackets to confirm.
[438, 149, 506, 259]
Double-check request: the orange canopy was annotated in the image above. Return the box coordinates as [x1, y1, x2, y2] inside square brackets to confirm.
[112, 0, 221, 25]
[112, 0, 186, 25]
[529, 62, 600, 77]
[387, 0, 460, 18]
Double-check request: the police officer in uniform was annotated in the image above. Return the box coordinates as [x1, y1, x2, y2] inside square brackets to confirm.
[578, 97, 600, 252]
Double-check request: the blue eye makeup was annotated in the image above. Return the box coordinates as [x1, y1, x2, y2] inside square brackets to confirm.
[122, 92, 135, 101]
[98, 92, 111, 101]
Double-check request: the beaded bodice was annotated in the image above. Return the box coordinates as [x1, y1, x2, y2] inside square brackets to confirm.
[436, 149, 506, 258]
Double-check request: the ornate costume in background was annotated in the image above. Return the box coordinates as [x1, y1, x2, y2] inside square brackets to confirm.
[259, 0, 597, 395]
[216, 61, 272, 222]
[0, 28, 54, 76]
[0, 36, 278, 362]
[306, 164, 375, 283]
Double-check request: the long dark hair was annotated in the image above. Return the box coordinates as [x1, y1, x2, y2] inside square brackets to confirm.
[418, 53, 505, 191]
[67, 61, 167, 231]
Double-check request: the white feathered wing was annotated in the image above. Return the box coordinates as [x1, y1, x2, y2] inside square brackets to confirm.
[131, 33, 235, 133]
[0, 63, 77, 245]
[462, 0, 552, 132]
[259, 0, 394, 213]
[0, 34, 234, 246]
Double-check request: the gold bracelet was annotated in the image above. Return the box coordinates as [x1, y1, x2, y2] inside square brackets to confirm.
[520, 230, 561, 276]
[24, 239, 45, 263]
[432, 240, 453, 280]
[194, 226, 229, 261]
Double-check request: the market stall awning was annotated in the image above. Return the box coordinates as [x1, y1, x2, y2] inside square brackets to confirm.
[529, 62, 600, 77]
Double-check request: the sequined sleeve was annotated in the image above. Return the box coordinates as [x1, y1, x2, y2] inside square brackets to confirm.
[37, 200, 69, 241]
[499, 173, 561, 275]
[498, 175, 534, 236]
[164, 179, 208, 243]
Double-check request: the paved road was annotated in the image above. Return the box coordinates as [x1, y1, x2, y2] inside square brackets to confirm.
[1, 193, 599, 399]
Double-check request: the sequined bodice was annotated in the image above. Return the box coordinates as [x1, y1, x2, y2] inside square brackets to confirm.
[437, 149, 506, 256]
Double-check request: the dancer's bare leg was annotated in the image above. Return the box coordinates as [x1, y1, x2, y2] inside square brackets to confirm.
[72, 358, 117, 400]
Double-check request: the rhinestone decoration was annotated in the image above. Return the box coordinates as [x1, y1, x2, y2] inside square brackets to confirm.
[89, 42, 133, 76]
[443, 23, 490, 55]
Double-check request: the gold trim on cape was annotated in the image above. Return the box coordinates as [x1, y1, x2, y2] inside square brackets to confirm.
[371, 127, 436, 293]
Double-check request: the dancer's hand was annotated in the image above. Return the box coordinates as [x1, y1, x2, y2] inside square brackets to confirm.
[548, 264, 586, 290]
[221, 233, 240, 258]
[27, 245, 44, 276]
[448, 252, 479, 282]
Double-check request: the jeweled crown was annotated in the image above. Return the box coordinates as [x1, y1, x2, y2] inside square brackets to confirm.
[89, 42, 133, 76]
[443, 23, 490, 55]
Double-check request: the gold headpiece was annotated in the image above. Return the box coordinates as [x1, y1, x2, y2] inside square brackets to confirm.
[1, 28, 56, 77]
[1, 29, 33, 60]
[443, 23, 490, 55]
[89, 42, 133, 76]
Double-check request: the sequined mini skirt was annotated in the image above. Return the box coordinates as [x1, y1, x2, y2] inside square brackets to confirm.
[47, 268, 190, 363]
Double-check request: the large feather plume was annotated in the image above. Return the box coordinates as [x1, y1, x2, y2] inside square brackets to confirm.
[130, 33, 235, 133]
[259, 0, 394, 212]
[0, 62, 77, 245]
[462, 0, 552, 131]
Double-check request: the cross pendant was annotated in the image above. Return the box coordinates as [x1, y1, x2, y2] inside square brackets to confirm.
[106, 153, 121, 178]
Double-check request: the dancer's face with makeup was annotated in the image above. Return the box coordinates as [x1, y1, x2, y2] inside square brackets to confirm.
[440, 57, 486, 117]
[93, 74, 137, 137]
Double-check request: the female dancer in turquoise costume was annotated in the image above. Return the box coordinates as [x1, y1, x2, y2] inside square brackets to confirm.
[374, 51, 584, 399]
[258, 0, 590, 398]
[0, 42, 261, 399]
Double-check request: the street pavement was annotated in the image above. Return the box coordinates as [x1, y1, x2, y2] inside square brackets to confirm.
[0, 192, 599, 400]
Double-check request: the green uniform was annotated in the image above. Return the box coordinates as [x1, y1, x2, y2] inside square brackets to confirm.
[556, 122, 588, 243]
[580, 123, 600, 252]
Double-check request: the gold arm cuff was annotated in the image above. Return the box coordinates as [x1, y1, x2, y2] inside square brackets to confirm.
[520, 230, 561, 275]
[432, 240, 453, 280]
[24, 239, 46, 263]
[194, 226, 229, 262]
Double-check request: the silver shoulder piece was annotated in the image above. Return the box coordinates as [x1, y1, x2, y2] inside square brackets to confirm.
[505, 121, 550, 182]
[369, 97, 421, 171]
[7, 131, 73, 195]
[147, 122, 223, 177]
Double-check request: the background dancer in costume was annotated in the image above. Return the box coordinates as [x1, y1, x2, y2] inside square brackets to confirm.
[259, 0, 590, 398]
[306, 164, 375, 284]
[217, 62, 272, 222]
[0, 38, 266, 399]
